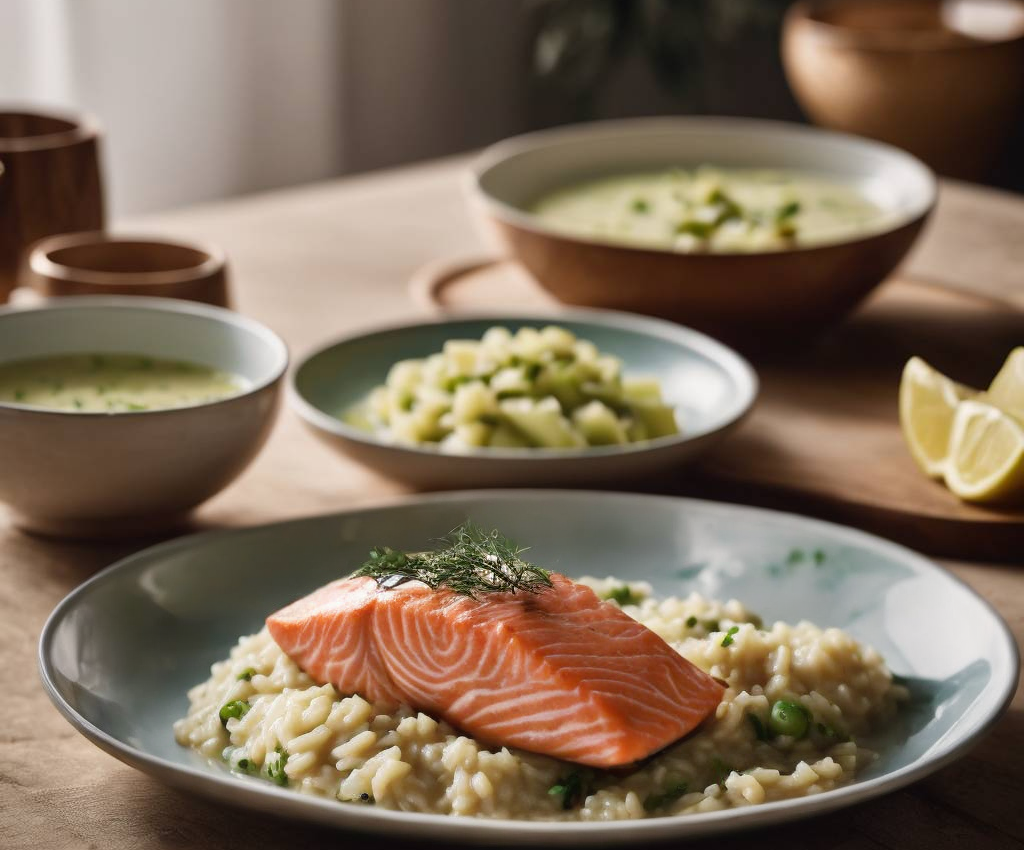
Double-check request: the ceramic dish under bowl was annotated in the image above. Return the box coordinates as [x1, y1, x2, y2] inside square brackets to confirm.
[38, 491, 1019, 845]
[290, 309, 757, 489]
[0, 296, 287, 537]
[467, 117, 936, 342]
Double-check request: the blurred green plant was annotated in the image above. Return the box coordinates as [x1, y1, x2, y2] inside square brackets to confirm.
[529, 0, 796, 115]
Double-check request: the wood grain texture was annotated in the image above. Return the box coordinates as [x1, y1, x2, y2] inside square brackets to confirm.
[907, 180, 1024, 305]
[413, 256, 1024, 559]
[0, 157, 1020, 850]
[0, 110, 106, 302]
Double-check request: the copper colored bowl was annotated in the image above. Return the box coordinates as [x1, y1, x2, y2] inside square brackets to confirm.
[24, 232, 231, 308]
[783, 0, 1024, 180]
[467, 118, 936, 345]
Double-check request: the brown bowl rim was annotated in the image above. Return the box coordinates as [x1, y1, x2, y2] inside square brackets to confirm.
[28, 232, 227, 288]
[0, 104, 103, 153]
[786, 0, 1024, 52]
[483, 207, 930, 268]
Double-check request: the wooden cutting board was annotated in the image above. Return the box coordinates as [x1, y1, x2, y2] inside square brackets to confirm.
[411, 256, 1024, 560]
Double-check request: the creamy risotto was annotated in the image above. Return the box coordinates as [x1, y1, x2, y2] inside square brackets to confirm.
[174, 578, 906, 821]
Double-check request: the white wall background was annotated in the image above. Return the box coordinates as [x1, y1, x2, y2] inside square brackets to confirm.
[0, 0, 531, 216]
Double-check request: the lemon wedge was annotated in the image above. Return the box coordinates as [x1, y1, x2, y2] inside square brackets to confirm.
[987, 346, 1024, 422]
[945, 399, 1024, 504]
[899, 357, 976, 478]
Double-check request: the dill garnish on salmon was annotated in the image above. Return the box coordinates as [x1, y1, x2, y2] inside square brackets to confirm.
[266, 524, 725, 768]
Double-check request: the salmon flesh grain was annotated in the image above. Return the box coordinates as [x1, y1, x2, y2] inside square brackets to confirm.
[266, 574, 724, 768]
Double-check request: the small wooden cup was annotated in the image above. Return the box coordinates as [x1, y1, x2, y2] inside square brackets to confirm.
[24, 232, 231, 308]
[0, 107, 106, 303]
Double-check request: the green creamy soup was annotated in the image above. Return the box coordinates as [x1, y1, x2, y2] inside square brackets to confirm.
[531, 168, 895, 253]
[0, 353, 245, 413]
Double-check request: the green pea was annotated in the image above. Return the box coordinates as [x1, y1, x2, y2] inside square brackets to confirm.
[606, 585, 644, 606]
[219, 699, 250, 727]
[769, 700, 810, 739]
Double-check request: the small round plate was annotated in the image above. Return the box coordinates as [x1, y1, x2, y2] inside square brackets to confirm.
[289, 309, 758, 489]
[39, 491, 1018, 845]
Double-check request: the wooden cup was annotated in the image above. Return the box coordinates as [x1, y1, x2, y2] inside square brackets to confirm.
[24, 232, 231, 308]
[0, 107, 106, 303]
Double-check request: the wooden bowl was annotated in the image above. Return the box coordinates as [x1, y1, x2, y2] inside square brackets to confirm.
[783, 0, 1024, 180]
[0, 107, 105, 303]
[467, 118, 936, 344]
[24, 232, 231, 307]
[0, 296, 287, 538]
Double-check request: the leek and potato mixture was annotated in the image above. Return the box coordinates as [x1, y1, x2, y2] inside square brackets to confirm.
[531, 167, 892, 253]
[345, 325, 678, 451]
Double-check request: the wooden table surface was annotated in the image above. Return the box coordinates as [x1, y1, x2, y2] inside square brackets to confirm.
[1, 159, 1021, 849]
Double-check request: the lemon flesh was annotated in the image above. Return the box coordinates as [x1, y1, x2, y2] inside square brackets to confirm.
[899, 357, 975, 478]
[987, 346, 1024, 422]
[945, 399, 1024, 504]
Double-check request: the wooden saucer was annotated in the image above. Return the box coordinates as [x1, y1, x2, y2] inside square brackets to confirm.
[410, 255, 1024, 560]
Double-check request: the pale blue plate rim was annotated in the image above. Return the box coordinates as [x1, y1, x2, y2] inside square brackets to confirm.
[37, 490, 1019, 845]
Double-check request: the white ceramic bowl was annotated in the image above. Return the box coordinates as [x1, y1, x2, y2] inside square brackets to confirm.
[290, 309, 757, 489]
[0, 296, 287, 537]
[467, 117, 937, 342]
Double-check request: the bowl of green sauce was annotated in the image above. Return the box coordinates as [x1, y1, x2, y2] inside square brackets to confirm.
[0, 296, 287, 537]
[467, 117, 936, 344]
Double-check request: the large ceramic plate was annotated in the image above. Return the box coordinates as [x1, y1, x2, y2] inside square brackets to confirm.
[39, 491, 1018, 845]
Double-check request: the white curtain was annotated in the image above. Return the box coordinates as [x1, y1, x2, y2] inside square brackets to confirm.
[0, 0, 530, 216]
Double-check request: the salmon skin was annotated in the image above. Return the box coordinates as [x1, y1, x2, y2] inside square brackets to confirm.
[266, 573, 724, 768]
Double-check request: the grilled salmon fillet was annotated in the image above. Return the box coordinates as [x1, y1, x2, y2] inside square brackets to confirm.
[266, 573, 724, 768]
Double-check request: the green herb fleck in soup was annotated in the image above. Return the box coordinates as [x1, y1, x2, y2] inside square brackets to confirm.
[0, 353, 245, 413]
[531, 167, 894, 253]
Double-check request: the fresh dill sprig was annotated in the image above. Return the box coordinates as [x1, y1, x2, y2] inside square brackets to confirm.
[352, 521, 553, 598]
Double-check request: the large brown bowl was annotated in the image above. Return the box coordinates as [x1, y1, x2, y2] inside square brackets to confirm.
[466, 118, 936, 344]
[783, 0, 1024, 180]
